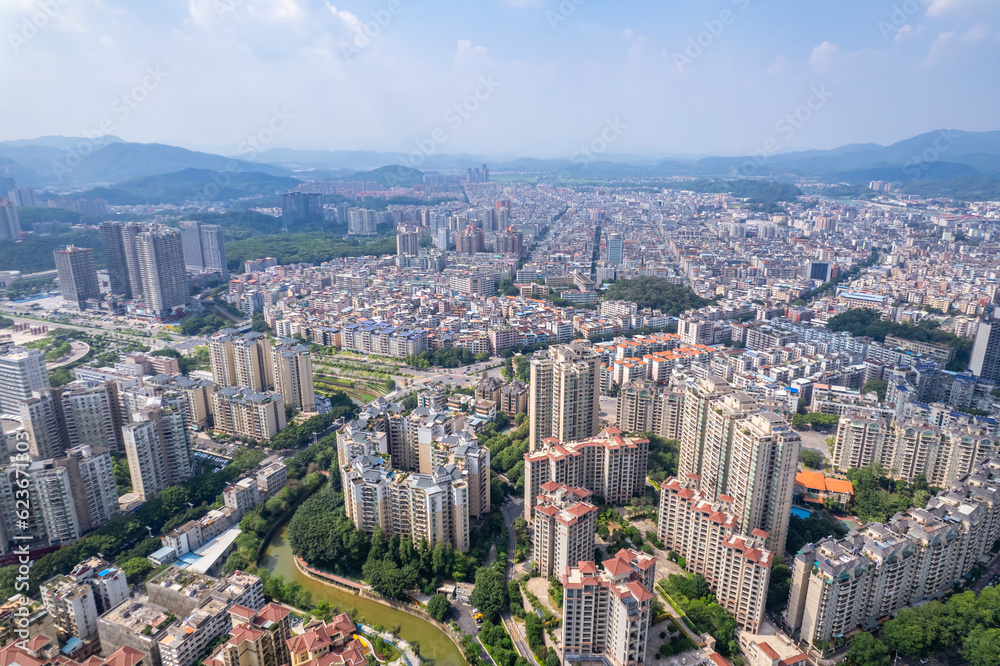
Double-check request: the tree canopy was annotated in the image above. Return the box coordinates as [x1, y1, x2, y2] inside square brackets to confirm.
[601, 276, 711, 316]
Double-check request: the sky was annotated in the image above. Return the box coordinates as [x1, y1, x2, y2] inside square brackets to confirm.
[1, 0, 999, 159]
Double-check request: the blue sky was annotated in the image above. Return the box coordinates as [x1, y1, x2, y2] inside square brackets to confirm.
[1, 0, 998, 158]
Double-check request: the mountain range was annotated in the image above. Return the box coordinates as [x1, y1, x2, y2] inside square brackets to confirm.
[1, 129, 999, 199]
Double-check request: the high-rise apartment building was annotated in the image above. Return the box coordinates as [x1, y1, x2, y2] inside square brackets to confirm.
[41, 557, 128, 641]
[232, 332, 273, 391]
[123, 397, 193, 500]
[0, 197, 21, 240]
[180, 220, 229, 279]
[561, 549, 655, 666]
[532, 483, 597, 578]
[529, 341, 601, 452]
[123, 419, 168, 501]
[20, 383, 123, 458]
[970, 306, 1000, 382]
[271, 338, 315, 413]
[0, 347, 48, 414]
[523, 428, 648, 519]
[657, 475, 772, 632]
[101, 221, 143, 299]
[396, 228, 420, 257]
[205, 603, 292, 666]
[677, 374, 733, 481]
[135, 226, 188, 317]
[786, 455, 1000, 646]
[281, 192, 323, 231]
[59, 444, 121, 533]
[607, 232, 624, 265]
[831, 415, 888, 471]
[8, 186, 40, 208]
[211, 388, 286, 442]
[54, 245, 101, 307]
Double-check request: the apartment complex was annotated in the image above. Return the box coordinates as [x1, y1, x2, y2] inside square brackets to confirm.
[209, 330, 314, 414]
[211, 388, 286, 442]
[523, 427, 649, 520]
[122, 396, 193, 501]
[179, 220, 228, 279]
[204, 603, 293, 666]
[657, 475, 772, 633]
[135, 226, 188, 318]
[786, 455, 1000, 646]
[673, 374, 799, 554]
[832, 416, 996, 487]
[532, 482, 598, 578]
[561, 549, 656, 666]
[20, 382, 124, 458]
[529, 341, 601, 451]
[615, 380, 685, 440]
[40, 557, 128, 642]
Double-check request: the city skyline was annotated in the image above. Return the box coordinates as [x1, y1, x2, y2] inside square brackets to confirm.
[1, 1, 998, 157]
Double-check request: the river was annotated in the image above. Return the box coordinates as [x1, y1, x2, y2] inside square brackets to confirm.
[260, 525, 467, 666]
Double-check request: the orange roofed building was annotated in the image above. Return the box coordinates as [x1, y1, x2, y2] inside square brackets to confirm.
[794, 470, 854, 507]
[561, 549, 657, 666]
[657, 475, 772, 633]
[0, 636, 143, 666]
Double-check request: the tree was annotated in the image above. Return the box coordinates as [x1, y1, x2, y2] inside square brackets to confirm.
[251, 313, 270, 333]
[470, 567, 509, 623]
[964, 627, 1000, 666]
[798, 449, 824, 470]
[846, 633, 891, 666]
[426, 594, 451, 622]
[766, 558, 792, 613]
[384, 377, 396, 393]
[862, 379, 889, 402]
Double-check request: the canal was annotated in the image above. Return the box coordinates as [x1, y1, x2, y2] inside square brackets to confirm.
[261, 524, 467, 666]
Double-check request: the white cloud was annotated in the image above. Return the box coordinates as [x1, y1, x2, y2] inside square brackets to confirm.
[926, 0, 993, 17]
[809, 41, 839, 70]
[453, 39, 489, 67]
[925, 22, 991, 64]
[766, 55, 788, 76]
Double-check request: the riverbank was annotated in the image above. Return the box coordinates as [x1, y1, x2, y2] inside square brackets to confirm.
[260, 524, 466, 666]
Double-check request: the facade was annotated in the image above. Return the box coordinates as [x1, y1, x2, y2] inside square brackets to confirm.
[180, 221, 229, 279]
[271, 339, 315, 412]
[204, 603, 292, 666]
[281, 193, 323, 231]
[523, 428, 649, 520]
[0, 347, 48, 415]
[54, 245, 101, 307]
[607, 232, 624, 265]
[211, 388, 286, 441]
[100, 221, 142, 299]
[40, 557, 128, 642]
[657, 475, 772, 633]
[532, 482, 597, 578]
[561, 549, 656, 666]
[529, 341, 601, 452]
[123, 398, 193, 501]
[0, 197, 21, 240]
[396, 229, 420, 257]
[136, 226, 188, 318]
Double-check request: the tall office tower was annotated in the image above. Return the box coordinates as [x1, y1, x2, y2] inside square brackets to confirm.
[396, 228, 420, 257]
[136, 226, 188, 318]
[561, 550, 655, 666]
[58, 445, 120, 533]
[970, 306, 1000, 382]
[271, 338, 315, 412]
[54, 245, 101, 307]
[607, 232, 624, 265]
[0, 347, 49, 415]
[657, 476, 771, 633]
[199, 224, 228, 278]
[101, 222, 133, 298]
[233, 331, 274, 391]
[281, 192, 323, 231]
[831, 415, 888, 471]
[728, 411, 800, 555]
[122, 419, 167, 500]
[677, 374, 733, 480]
[533, 483, 597, 578]
[529, 341, 601, 452]
[20, 389, 69, 458]
[0, 197, 20, 240]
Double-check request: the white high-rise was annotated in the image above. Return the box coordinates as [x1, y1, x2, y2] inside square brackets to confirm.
[0, 347, 48, 415]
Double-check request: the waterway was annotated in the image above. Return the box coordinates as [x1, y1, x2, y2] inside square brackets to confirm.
[260, 524, 466, 666]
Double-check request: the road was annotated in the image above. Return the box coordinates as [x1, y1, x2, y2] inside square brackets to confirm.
[499, 495, 533, 662]
[971, 549, 1000, 593]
